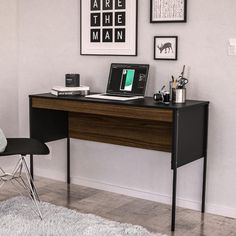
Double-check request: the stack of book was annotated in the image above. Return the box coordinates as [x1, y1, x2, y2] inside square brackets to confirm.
[51, 86, 90, 96]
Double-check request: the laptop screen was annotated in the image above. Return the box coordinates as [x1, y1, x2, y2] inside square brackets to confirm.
[106, 64, 149, 96]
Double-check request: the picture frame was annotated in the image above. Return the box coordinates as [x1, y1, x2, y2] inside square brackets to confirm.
[150, 0, 187, 23]
[80, 0, 138, 56]
[154, 36, 178, 60]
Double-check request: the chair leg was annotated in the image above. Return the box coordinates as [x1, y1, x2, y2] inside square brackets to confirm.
[21, 155, 42, 220]
[0, 155, 43, 219]
[0, 167, 6, 188]
[0, 159, 23, 189]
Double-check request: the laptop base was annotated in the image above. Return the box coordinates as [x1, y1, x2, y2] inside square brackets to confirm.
[85, 94, 144, 101]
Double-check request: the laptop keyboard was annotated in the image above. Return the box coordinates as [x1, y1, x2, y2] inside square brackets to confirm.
[103, 94, 133, 97]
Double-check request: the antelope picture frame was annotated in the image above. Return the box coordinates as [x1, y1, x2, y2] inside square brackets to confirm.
[154, 36, 178, 60]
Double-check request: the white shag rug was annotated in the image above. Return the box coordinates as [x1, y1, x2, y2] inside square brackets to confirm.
[0, 197, 165, 236]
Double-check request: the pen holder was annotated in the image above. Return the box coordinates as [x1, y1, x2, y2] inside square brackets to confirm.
[172, 88, 186, 103]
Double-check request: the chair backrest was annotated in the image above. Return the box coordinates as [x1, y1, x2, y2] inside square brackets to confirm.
[0, 128, 7, 153]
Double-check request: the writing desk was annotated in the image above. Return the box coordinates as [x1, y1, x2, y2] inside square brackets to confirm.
[29, 93, 209, 231]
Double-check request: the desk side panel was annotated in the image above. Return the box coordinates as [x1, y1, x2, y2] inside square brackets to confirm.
[174, 105, 208, 168]
[30, 103, 68, 142]
[69, 112, 172, 152]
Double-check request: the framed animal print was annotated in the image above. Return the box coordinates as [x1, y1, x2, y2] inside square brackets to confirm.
[154, 36, 178, 60]
[80, 0, 138, 56]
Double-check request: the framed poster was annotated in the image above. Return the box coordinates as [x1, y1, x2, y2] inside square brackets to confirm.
[154, 36, 178, 60]
[150, 0, 187, 23]
[80, 0, 138, 56]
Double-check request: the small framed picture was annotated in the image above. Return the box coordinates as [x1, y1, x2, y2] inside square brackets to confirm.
[154, 36, 178, 60]
[150, 0, 187, 23]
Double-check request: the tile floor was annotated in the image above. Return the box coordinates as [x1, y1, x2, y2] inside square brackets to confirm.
[1, 177, 235, 236]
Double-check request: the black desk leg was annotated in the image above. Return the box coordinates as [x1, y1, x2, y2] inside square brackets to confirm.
[30, 154, 34, 180]
[67, 137, 71, 184]
[202, 104, 209, 213]
[171, 166, 177, 231]
[201, 155, 207, 212]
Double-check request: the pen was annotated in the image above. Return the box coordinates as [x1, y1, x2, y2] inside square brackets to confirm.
[160, 85, 165, 91]
[181, 65, 185, 78]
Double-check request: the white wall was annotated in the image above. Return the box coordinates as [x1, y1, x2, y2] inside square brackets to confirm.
[0, 0, 19, 168]
[14, 0, 236, 218]
[0, 0, 18, 136]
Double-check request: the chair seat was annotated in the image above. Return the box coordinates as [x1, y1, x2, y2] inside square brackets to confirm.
[0, 138, 49, 156]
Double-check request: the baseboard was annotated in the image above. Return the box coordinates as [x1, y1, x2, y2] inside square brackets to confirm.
[34, 167, 66, 182]
[71, 176, 236, 219]
[34, 169, 236, 219]
[206, 203, 236, 219]
[71, 176, 201, 210]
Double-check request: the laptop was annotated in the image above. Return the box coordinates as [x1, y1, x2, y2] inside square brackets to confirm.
[86, 63, 149, 101]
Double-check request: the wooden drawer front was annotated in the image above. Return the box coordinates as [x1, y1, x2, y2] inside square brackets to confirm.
[32, 98, 173, 122]
[69, 112, 172, 152]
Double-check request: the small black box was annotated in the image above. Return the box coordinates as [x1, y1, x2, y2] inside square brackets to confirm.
[65, 74, 80, 87]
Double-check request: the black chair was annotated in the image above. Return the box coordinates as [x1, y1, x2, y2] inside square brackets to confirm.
[0, 138, 49, 219]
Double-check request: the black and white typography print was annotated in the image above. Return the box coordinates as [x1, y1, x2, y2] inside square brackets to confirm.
[152, 0, 185, 21]
[81, 0, 137, 55]
[90, 0, 126, 43]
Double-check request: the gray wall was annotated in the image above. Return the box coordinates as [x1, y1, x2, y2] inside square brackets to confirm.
[0, 0, 19, 168]
[0, 0, 18, 136]
[2, 0, 236, 218]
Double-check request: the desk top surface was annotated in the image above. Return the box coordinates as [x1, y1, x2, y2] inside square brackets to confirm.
[30, 93, 209, 110]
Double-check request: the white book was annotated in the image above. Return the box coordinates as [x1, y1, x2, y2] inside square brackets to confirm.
[51, 90, 89, 96]
[52, 85, 90, 92]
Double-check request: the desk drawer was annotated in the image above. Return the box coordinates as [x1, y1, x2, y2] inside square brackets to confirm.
[31, 97, 173, 122]
[69, 112, 172, 152]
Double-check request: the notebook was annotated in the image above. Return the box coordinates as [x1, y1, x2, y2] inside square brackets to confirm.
[86, 63, 149, 101]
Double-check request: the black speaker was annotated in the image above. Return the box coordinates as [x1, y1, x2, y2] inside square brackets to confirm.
[65, 74, 80, 87]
